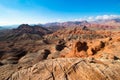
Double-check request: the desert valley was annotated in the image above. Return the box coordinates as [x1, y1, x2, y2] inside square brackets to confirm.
[0, 19, 120, 80]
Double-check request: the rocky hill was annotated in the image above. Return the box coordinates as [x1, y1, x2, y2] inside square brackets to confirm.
[45, 26, 113, 41]
[0, 24, 52, 41]
[13, 24, 51, 35]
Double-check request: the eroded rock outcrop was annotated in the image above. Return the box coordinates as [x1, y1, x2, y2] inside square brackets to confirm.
[65, 41, 88, 57]
[64, 40, 106, 58]
[8, 58, 120, 80]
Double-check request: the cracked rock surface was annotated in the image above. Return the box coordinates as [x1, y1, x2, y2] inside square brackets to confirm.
[6, 58, 120, 80]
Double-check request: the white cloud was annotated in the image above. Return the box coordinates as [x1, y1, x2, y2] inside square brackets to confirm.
[57, 19, 63, 22]
[87, 16, 95, 21]
[95, 15, 120, 20]
[74, 15, 120, 22]
[74, 18, 85, 21]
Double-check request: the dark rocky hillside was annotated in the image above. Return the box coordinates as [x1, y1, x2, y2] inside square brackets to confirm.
[0, 24, 52, 41]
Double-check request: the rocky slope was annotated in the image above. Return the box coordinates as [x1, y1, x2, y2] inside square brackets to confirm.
[0, 24, 52, 41]
[45, 26, 113, 41]
[4, 58, 120, 80]
[13, 24, 51, 35]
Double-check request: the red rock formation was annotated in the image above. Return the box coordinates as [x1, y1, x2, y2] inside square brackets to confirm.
[64, 40, 113, 59]
[65, 41, 88, 57]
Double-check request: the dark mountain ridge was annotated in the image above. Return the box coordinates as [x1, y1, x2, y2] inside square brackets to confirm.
[0, 24, 52, 41]
[13, 24, 52, 35]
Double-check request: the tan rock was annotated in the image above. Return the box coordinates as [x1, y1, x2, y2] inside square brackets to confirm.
[8, 58, 120, 80]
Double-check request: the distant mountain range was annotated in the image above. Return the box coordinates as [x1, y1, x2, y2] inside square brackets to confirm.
[0, 25, 18, 30]
[44, 18, 120, 27]
[44, 21, 88, 27]
[0, 18, 120, 30]
[42, 19, 120, 30]
[0, 26, 7, 30]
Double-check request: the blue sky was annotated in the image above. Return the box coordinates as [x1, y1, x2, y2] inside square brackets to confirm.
[0, 0, 120, 25]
